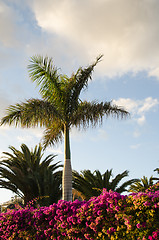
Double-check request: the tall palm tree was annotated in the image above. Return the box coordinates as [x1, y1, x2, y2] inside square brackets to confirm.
[0, 144, 62, 205]
[128, 176, 154, 193]
[72, 169, 137, 200]
[1, 55, 129, 201]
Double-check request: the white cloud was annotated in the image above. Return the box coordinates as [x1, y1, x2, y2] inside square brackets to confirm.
[113, 97, 159, 115]
[2, 0, 159, 79]
[136, 115, 145, 126]
[113, 97, 159, 126]
[130, 143, 141, 149]
[0, 1, 19, 47]
[149, 67, 159, 79]
[29, 0, 159, 78]
[112, 98, 139, 113]
[138, 97, 159, 114]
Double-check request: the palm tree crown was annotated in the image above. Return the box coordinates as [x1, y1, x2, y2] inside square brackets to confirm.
[1, 55, 129, 201]
[128, 176, 154, 193]
[73, 169, 138, 200]
[0, 144, 62, 205]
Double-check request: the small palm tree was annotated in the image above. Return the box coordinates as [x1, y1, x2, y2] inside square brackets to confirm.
[73, 169, 137, 200]
[0, 144, 62, 205]
[128, 176, 154, 193]
[1, 55, 129, 201]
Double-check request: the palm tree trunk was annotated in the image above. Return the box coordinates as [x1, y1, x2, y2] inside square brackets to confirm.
[62, 124, 72, 201]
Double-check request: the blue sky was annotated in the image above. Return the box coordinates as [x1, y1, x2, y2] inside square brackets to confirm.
[0, 0, 159, 203]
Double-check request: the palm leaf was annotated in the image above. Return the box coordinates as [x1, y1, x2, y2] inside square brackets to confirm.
[1, 99, 60, 127]
[103, 169, 113, 190]
[71, 101, 129, 129]
[128, 176, 154, 193]
[110, 170, 129, 191]
[65, 55, 103, 116]
[116, 179, 139, 193]
[94, 170, 103, 187]
[42, 120, 64, 148]
[28, 56, 63, 102]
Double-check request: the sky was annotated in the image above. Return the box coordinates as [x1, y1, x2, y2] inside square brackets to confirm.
[0, 0, 159, 203]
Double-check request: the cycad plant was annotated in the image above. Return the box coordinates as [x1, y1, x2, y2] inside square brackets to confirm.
[1, 55, 129, 201]
[0, 144, 62, 205]
[73, 169, 137, 200]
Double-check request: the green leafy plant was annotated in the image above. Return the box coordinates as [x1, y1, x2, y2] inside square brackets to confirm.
[73, 169, 138, 200]
[1, 55, 129, 201]
[0, 144, 62, 205]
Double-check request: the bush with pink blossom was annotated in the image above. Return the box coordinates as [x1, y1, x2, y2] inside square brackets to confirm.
[0, 183, 159, 239]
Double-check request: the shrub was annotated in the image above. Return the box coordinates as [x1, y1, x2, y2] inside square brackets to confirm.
[0, 183, 159, 239]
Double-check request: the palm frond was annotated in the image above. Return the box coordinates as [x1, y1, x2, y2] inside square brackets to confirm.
[65, 55, 103, 116]
[0, 179, 22, 196]
[42, 121, 64, 148]
[94, 170, 103, 187]
[28, 55, 63, 101]
[128, 176, 154, 193]
[152, 177, 159, 181]
[103, 169, 113, 190]
[110, 170, 129, 190]
[1, 99, 60, 128]
[71, 101, 129, 128]
[153, 168, 159, 180]
[116, 179, 139, 193]
[154, 168, 159, 174]
[72, 170, 97, 200]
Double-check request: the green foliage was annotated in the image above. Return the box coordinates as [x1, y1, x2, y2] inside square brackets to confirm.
[73, 169, 138, 200]
[129, 176, 154, 193]
[1, 55, 129, 148]
[1, 55, 129, 201]
[0, 144, 62, 205]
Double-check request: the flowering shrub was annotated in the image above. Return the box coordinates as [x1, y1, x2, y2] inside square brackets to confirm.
[0, 184, 159, 239]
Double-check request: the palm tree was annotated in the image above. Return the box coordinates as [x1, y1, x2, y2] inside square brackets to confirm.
[152, 168, 159, 181]
[0, 144, 62, 205]
[1, 55, 129, 201]
[72, 169, 137, 200]
[128, 176, 154, 193]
